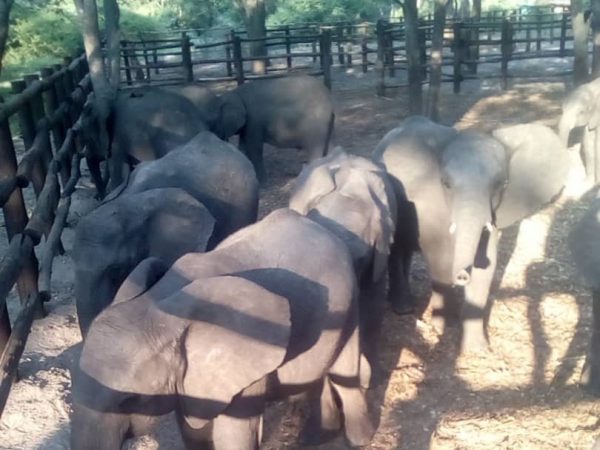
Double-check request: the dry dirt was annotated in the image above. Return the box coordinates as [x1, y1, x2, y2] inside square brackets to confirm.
[1, 60, 600, 450]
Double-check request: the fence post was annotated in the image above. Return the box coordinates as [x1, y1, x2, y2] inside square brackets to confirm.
[232, 35, 245, 86]
[285, 25, 292, 69]
[337, 24, 345, 65]
[376, 19, 386, 96]
[418, 28, 427, 79]
[153, 47, 159, 74]
[452, 22, 464, 94]
[501, 19, 513, 90]
[40, 68, 65, 155]
[0, 98, 42, 319]
[536, 12, 542, 53]
[361, 36, 368, 73]
[140, 38, 151, 80]
[312, 38, 317, 63]
[23, 75, 52, 164]
[386, 27, 395, 78]
[181, 32, 194, 83]
[560, 12, 567, 57]
[121, 40, 132, 85]
[320, 28, 332, 90]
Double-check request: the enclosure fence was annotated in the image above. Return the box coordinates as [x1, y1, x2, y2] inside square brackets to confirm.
[0, 54, 96, 418]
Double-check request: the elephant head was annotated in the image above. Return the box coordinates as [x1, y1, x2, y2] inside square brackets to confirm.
[445, 124, 569, 286]
[289, 149, 397, 282]
[73, 188, 215, 335]
[213, 90, 247, 140]
[558, 78, 600, 147]
[71, 274, 291, 449]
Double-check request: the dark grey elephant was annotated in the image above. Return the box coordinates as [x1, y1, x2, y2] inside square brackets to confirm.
[373, 116, 570, 353]
[73, 187, 215, 335]
[569, 193, 600, 395]
[216, 75, 335, 181]
[107, 131, 259, 246]
[107, 84, 222, 191]
[289, 150, 399, 357]
[71, 209, 375, 450]
[558, 77, 600, 185]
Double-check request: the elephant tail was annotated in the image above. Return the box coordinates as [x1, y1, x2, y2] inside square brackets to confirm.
[322, 112, 335, 157]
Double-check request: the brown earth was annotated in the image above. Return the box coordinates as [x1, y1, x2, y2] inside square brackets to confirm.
[1, 61, 599, 450]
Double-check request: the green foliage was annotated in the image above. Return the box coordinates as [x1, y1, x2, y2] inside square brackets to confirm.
[267, 0, 389, 25]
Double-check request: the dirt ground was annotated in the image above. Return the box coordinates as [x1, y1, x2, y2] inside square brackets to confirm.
[1, 59, 600, 450]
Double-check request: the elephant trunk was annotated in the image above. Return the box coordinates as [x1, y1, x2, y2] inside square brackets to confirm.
[75, 270, 117, 336]
[558, 112, 576, 147]
[450, 196, 491, 287]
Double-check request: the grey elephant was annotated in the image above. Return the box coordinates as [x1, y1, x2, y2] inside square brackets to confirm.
[373, 116, 570, 353]
[107, 84, 222, 191]
[107, 131, 259, 246]
[217, 74, 335, 181]
[558, 77, 600, 185]
[569, 193, 600, 395]
[73, 187, 215, 335]
[289, 149, 400, 357]
[70, 209, 375, 449]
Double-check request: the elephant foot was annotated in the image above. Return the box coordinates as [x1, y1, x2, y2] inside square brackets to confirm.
[580, 357, 600, 397]
[389, 294, 415, 315]
[459, 319, 489, 355]
[344, 411, 376, 448]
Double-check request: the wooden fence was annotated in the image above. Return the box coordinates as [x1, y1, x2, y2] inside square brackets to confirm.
[0, 53, 97, 417]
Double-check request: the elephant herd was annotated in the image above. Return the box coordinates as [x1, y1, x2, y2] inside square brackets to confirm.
[69, 73, 600, 449]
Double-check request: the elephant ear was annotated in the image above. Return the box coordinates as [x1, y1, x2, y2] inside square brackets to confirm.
[171, 276, 291, 430]
[217, 92, 246, 139]
[147, 189, 216, 263]
[361, 170, 397, 282]
[492, 124, 569, 229]
[289, 163, 338, 215]
[113, 256, 168, 303]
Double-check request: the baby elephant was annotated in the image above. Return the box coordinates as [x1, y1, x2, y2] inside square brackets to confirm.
[73, 188, 215, 335]
[71, 209, 375, 450]
[569, 194, 600, 395]
[289, 150, 399, 356]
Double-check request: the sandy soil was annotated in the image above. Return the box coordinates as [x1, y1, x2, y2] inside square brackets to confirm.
[1, 59, 599, 450]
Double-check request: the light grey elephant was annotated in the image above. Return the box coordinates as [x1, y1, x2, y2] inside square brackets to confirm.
[73, 187, 215, 335]
[569, 193, 600, 396]
[107, 84, 223, 191]
[70, 209, 375, 450]
[374, 117, 570, 353]
[216, 75, 335, 181]
[558, 77, 600, 185]
[107, 131, 259, 247]
[289, 149, 399, 357]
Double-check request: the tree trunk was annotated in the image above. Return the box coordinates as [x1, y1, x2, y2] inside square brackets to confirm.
[459, 0, 470, 19]
[0, 0, 14, 76]
[428, 0, 448, 121]
[592, 0, 600, 76]
[404, 0, 423, 114]
[103, 0, 120, 90]
[472, 0, 481, 18]
[243, 0, 267, 74]
[572, 0, 590, 85]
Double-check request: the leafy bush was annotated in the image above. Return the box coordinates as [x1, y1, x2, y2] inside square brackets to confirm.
[267, 0, 389, 26]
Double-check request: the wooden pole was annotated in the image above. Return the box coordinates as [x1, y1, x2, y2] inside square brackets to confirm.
[122, 40, 132, 85]
[560, 12, 567, 57]
[232, 36, 245, 86]
[453, 22, 464, 94]
[376, 19, 386, 96]
[320, 29, 332, 90]
[536, 12, 542, 53]
[285, 25, 292, 69]
[501, 19, 513, 90]
[337, 24, 345, 65]
[361, 36, 368, 73]
[181, 32, 194, 83]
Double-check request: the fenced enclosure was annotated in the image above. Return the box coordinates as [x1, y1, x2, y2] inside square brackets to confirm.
[115, 7, 580, 97]
[0, 54, 96, 417]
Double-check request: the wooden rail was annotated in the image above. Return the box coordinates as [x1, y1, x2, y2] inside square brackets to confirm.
[0, 52, 98, 418]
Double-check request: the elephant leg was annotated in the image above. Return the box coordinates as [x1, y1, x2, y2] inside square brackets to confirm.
[461, 227, 498, 354]
[388, 241, 414, 314]
[359, 276, 386, 375]
[86, 155, 106, 200]
[429, 282, 460, 335]
[327, 322, 375, 447]
[582, 126, 596, 185]
[107, 152, 129, 192]
[300, 378, 342, 445]
[239, 126, 265, 183]
[211, 378, 266, 450]
[580, 290, 600, 396]
[594, 128, 600, 184]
